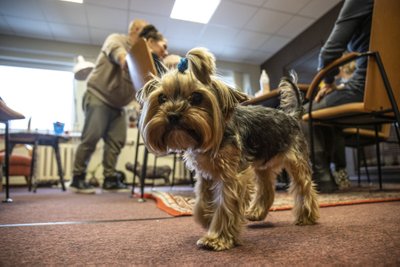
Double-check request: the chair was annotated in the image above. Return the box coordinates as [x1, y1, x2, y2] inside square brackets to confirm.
[302, 0, 400, 189]
[125, 161, 171, 186]
[342, 124, 392, 185]
[0, 145, 33, 190]
[125, 124, 173, 189]
[125, 37, 157, 200]
[0, 98, 25, 202]
[126, 38, 187, 200]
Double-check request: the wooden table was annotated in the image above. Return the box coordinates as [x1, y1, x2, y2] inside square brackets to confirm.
[1, 132, 69, 200]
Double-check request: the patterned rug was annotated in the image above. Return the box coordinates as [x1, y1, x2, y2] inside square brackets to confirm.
[142, 188, 400, 217]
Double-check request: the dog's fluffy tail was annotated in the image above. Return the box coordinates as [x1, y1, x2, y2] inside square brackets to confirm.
[278, 70, 304, 119]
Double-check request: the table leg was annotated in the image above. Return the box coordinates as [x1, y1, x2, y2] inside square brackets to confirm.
[30, 141, 38, 192]
[53, 144, 66, 191]
[131, 129, 141, 196]
[2, 121, 12, 203]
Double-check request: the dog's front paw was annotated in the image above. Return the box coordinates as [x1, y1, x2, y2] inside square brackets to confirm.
[196, 235, 235, 251]
[245, 207, 268, 221]
[295, 212, 319, 225]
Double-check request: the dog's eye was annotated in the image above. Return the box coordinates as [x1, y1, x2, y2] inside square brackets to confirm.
[158, 94, 167, 104]
[190, 92, 203, 106]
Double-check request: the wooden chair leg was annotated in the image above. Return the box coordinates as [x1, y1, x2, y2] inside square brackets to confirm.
[0, 168, 2, 193]
[151, 157, 157, 189]
[394, 122, 400, 147]
[189, 171, 195, 187]
[139, 148, 149, 201]
[357, 147, 361, 186]
[374, 52, 400, 126]
[171, 153, 177, 188]
[374, 125, 383, 190]
[3, 121, 12, 203]
[356, 128, 361, 186]
[361, 147, 371, 184]
[131, 128, 141, 195]
[24, 176, 32, 191]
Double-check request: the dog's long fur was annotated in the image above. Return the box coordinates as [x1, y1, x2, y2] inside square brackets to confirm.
[136, 48, 319, 251]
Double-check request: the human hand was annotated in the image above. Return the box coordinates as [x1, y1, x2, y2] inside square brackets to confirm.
[118, 53, 128, 71]
[315, 83, 336, 102]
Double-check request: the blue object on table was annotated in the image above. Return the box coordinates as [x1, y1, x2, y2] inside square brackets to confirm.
[53, 122, 64, 135]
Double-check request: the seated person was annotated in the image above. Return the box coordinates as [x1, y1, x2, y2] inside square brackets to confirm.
[303, 0, 374, 193]
[330, 58, 356, 190]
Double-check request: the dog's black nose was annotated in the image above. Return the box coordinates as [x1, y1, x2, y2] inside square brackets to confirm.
[167, 112, 181, 124]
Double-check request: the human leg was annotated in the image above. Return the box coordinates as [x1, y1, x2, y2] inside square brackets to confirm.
[102, 108, 128, 191]
[71, 92, 111, 193]
[301, 122, 337, 193]
[331, 128, 351, 189]
[303, 88, 363, 192]
[321, 89, 360, 189]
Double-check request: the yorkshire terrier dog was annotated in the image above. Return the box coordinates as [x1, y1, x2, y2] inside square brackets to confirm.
[136, 48, 319, 251]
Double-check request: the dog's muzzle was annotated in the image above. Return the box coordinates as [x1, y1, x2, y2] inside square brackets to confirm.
[167, 112, 181, 125]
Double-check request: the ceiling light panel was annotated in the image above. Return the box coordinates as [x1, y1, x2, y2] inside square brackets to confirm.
[170, 0, 221, 24]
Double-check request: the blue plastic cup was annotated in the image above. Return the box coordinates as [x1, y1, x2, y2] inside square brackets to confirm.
[53, 122, 65, 135]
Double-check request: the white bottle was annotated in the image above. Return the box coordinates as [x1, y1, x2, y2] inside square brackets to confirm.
[259, 69, 270, 94]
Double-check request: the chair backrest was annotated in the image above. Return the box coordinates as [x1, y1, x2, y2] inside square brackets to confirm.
[126, 38, 157, 90]
[364, 0, 400, 112]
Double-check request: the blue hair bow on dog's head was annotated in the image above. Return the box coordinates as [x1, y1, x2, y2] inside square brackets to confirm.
[177, 57, 188, 73]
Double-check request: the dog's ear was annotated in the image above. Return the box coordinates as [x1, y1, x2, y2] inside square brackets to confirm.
[186, 47, 216, 85]
[227, 84, 249, 103]
[212, 80, 249, 116]
[135, 77, 160, 104]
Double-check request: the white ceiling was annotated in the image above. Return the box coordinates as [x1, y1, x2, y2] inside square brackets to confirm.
[0, 0, 341, 65]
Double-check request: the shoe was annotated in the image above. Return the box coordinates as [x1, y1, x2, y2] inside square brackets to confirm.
[102, 173, 129, 192]
[333, 169, 351, 190]
[312, 153, 338, 193]
[313, 168, 338, 193]
[316, 180, 338, 193]
[70, 174, 96, 194]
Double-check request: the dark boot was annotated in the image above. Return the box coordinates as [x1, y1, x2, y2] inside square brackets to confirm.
[302, 121, 338, 193]
[70, 173, 96, 194]
[313, 152, 337, 193]
[102, 172, 129, 192]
